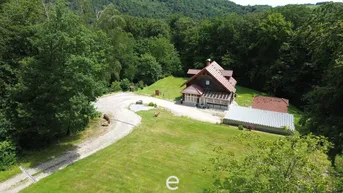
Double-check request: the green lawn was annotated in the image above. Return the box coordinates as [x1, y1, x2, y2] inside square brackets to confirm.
[136, 76, 186, 100]
[22, 109, 279, 193]
[0, 117, 106, 182]
[235, 85, 268, 107]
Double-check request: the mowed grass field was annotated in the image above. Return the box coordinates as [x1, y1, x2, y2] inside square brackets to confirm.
[22, 110, 279, 193]
[136, 76, 186, 100]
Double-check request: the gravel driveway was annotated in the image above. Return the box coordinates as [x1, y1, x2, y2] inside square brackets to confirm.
[0, 92, 220, 193]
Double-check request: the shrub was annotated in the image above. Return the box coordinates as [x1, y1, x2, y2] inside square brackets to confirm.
[0, 141, 16, 171]
[238, 125, 244, 130]
[137, 80, 144, 89]
[110, 81, 122, 92]
[120, 78, 132, 91]
[281, 126, 294, 135]
[148, 102, 157, 108]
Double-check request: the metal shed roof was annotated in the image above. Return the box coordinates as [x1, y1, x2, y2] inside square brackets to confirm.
[224, 105, 295, 131]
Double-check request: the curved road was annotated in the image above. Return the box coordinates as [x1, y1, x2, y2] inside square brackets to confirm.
[0, 93, 221, 193]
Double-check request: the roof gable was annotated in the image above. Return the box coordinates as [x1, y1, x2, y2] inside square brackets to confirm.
[187, 69, 201, 75]
[220, 70, 233, 77]
[205, 63, 236, 93]
[181, 84, 204, 95]
[182, 61, 236, 93]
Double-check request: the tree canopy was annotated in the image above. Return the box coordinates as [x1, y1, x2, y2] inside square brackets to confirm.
[0, 0, 343, 189]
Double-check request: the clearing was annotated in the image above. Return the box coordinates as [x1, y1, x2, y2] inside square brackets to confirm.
[22, 109, 279, 193]
[136, 76, 303, 125]
[0, 93, 220, 192]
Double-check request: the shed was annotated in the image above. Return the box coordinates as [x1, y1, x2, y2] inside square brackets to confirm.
[223, 105, 295, 135]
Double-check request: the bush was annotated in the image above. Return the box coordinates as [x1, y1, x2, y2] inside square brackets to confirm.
[120, 78, 132, 91]
[137, 80, 144, 89]
[0, 141, 16, 171]
[238, 125, 244, 130]
[110, 81, 122, 92]
[148, 102, 157, 108]
[281, 126, 294, 135]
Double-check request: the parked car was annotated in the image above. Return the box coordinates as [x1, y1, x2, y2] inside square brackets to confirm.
[136, 100, 143, 104]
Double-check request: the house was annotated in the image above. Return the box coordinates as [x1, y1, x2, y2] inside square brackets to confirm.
[181, 59, 237, 109]
[223, 105, 295, 135]
[252, 96, 289, 113]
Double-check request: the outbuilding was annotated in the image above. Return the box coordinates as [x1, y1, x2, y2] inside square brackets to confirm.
[223, 105, 295, 135]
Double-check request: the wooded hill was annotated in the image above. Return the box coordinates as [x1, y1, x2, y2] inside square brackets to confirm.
[69, 0, 272, 19]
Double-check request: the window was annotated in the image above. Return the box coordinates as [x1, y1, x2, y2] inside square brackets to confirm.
[205, 80, 210, 85]
[184, 94, 197, 103]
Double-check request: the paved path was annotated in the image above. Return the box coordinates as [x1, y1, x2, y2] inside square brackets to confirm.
[0, 93, 220, 193]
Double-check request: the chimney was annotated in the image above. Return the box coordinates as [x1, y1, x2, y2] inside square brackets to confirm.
[206, 58, 211, 66]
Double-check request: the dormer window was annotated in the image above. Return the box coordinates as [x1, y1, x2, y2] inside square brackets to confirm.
[205, 80, 210, 85]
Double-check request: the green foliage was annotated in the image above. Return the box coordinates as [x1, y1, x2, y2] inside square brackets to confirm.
[110, 81, 121, 92]
[148, 102, 157, 108]
[169, 3, 343, 165]
[135, 37, 181, 76]
[124, 16, 171, 39]
[136, 54, 162, 85]
[137, 80, 144, 89]
[0, 141, 16, 171]
[281, 126, 294, 135]
[9, 0, 106, 148]
[0, 108, 12, 141]
[120, 78, 131, 91]
[207, 133, 332, 192]
[94, 0, 271, 20]
[238, 125, 244, 130]
[333, 156, 343, 192]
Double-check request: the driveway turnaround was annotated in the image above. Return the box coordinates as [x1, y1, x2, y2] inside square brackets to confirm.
[0, 92, 221, 193]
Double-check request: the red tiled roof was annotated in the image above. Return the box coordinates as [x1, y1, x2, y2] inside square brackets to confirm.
[220, 70, 233, 77]
[210, 61, 224, 71]
[187, 69, 201, 75]
[252, 96, 289, 113]
[228, 77, 237, 87]
[189, 68, 233, 77]
[181, 84, 204, 95]
[182, 61, 236, 93]
[205, 62, 236, 93]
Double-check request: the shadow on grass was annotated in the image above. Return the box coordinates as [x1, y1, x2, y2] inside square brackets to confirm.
[0, 143, 80, 183]
[19, 143, 78, 169]
[32, 145, 80, 178]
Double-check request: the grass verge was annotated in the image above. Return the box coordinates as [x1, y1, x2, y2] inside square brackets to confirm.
[0, 117, 106, 182]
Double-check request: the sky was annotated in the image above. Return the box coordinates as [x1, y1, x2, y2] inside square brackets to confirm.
[231, 0, 343, 7]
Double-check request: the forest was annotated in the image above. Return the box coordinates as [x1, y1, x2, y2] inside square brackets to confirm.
[77, 0, 271, 19]
[0, 0, 343, 191]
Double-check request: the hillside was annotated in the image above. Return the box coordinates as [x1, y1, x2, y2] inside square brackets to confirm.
[22, 110, 279, 193]
[88, 0, 271, 19]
